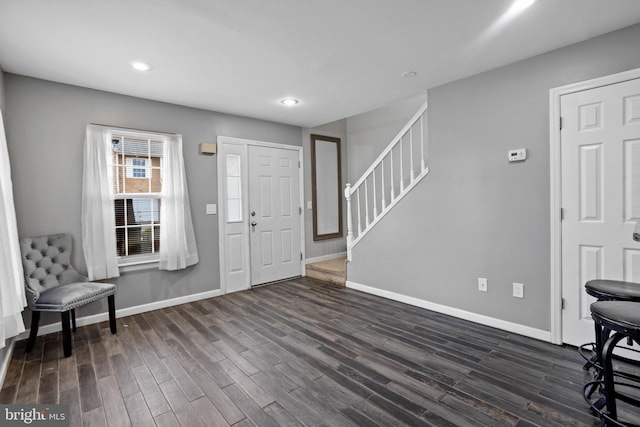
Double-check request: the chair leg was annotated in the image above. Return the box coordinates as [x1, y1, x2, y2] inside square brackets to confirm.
[61, 311, 72, 357]
[108, 295, 117, 334]
[71, 309, 77, 332]
[25, 311, 41, 353]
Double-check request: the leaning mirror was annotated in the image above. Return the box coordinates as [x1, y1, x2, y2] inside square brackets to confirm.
[311, 134, 343, 240]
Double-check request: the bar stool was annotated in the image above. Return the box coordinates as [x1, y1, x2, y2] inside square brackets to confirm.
[581, 280, 640, 370]
[585, 301, 640, 427]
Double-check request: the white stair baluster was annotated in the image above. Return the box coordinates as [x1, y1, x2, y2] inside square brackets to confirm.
[390, 149, 395, 201]
[399, 135, 405, 192]
[410, 126, 415, 182]
[420, 114, 426, 173]
[364, 178, 370, 227]
[372, 167, 377, 218]
[357, 188, 362, 235]
[381, 158, 386, 210]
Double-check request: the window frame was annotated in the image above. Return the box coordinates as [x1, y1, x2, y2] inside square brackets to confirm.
[110, 129, 166, 268]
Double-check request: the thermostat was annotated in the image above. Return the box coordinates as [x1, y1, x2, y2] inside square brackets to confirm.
[508, 148, 527, 162]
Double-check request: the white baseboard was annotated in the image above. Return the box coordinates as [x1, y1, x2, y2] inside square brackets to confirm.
[346, 281, 552, 343]
[0, 338, 16, 389]
[18, 289, 223, 341]
[305, 252, 347, 265]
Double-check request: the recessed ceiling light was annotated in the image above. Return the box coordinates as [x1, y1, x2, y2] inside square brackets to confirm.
[401, 71, 417, 78]
[281, 98, 299, 106]
[130, 61, 152, 71]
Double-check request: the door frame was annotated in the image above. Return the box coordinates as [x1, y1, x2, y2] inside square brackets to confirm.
[549, 67, 640, 345]
[217, 136, 305, 295]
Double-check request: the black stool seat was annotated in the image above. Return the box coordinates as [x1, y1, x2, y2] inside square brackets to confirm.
[587, 301, 640, 426]
[581, 280, 640, 372]
[591, 301, 640, 335]
[586, 280, 640, 302]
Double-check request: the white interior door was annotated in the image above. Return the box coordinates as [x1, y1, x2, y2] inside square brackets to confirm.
[561, 77, 640, 346]
[248, 145, 302, 286]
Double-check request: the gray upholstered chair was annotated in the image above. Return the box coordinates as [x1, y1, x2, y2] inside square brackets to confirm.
[20, 233, 117, 357]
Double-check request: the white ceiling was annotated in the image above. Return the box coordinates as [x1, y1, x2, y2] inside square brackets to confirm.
[1, 0, 640, 128]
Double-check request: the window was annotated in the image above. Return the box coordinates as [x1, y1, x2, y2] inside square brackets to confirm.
[226, 154, 243, 222]
[83, 124, 198, 278]
[111, 134, 163, 264]
[126, 158, 147, 178]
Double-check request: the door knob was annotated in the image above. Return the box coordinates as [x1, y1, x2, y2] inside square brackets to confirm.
[251, 221, 257, 227]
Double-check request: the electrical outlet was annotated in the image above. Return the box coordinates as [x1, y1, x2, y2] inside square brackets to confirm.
[513, 282, 524, 298]
[478, 278, 488, 292]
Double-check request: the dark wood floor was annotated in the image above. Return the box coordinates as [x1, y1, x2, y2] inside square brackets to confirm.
[0, 277, 625, 426]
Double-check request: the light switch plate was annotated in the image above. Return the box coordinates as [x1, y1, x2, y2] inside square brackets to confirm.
[513, 282, 524, 298]
[206, 204, 217, 215]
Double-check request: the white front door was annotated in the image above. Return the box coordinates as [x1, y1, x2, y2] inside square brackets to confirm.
[561, 77, 640, 346]
[248, 145, 302, 286]
[217, 137, 304, 294]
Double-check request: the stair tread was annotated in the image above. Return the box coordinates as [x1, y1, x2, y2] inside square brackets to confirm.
[306, 257, 347, 274]
[306, 257, 347, 286]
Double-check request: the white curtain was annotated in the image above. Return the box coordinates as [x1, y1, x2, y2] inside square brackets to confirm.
[0, 110, 26, 348]
[159, 134, 199, 270]
[82, 125, 120, 280]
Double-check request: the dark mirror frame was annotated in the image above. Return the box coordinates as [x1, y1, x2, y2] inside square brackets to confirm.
[310, 134, 343, 241]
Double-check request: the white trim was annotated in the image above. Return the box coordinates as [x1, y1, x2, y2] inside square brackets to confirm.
[17, 289, 223, 341]
[0, 338, 16, 389]
[346, 281, 551, 342]
[349, 166, 429, 252]
[216, 136, 305, 294]
[305, 251, 347, 264]
[549, 67, 640, 345]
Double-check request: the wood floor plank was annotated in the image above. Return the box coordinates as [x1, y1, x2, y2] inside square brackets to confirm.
[158, 379, 205, 427]
[218, 358, 274, 408]
[58, 352, 79, 393]
[0, 384, 17, 403]
[161, 356, 204, 402]
[123, 391, 156, 427]
[130, 364, 171, 418]
[109, 353, 139, 398]
[98, 375, 131, 427]
[221, 383, 279, 427]
[190, 396, 231, 427]
[59, 386, 82, 427]
[37, 370, 58, 404]
[5, 279, 632, 427]
[14, 360, 40, 404]
[77, 363, 102, 413]
[153, 411, 181, 427]
[2, 354, 25, 390]
[263, 401, 304, 427]
[82, 407, 108, 427]
[188, 366, 246, 425]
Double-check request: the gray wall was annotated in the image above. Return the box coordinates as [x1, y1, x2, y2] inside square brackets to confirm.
[302, 120, 348, 260]
[347, 93, 427, 183]
[348, 23, 640, 332]
[5, 74, 301, 327]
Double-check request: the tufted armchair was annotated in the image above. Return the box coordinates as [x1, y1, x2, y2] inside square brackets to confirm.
[20, 233, 117, 357]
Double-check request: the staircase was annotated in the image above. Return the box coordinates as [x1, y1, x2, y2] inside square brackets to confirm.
[345, 99, 429, 261]
[306, 257, 348, 286]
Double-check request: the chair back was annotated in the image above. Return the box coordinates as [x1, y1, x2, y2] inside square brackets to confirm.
[20, 233, 85, 308]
